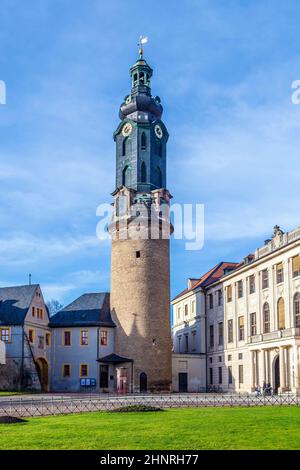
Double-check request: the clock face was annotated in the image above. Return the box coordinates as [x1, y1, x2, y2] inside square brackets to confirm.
[122, 122, 133, 137]
[154, 124, 163, 139]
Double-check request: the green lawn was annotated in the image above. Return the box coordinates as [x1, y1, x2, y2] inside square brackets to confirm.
[0, 392, 26, 397]
[0, 406, 299, 450]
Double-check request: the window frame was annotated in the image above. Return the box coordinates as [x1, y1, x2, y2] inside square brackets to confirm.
[80, 364, 89, 378]
[62, 363, 71, 378]
[0, 327, 11, 343]
[63, 330, 72, 347]
[80, 330, 89, 346]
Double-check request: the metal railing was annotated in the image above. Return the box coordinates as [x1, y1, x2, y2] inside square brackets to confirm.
[0, 393, 299, 418]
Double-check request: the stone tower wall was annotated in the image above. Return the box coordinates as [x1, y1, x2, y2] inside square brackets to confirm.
[110, 236, 172, 392]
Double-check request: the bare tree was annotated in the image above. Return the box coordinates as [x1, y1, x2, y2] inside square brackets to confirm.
[46, 299, 63, 317]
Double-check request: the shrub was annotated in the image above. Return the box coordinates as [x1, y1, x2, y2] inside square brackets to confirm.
[110, 404, 163, 413]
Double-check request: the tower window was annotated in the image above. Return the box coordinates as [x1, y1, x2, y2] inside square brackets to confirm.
[141, 162, 147, 183]
[156, 166, 162, 188]
[122, 165, 131, 187]
[141, 132, 146, 150]
[139, 71, 145, 84]
[136, 251, 141, 258]
[122, 137, 127, 156]
[156, 141, 163, 157]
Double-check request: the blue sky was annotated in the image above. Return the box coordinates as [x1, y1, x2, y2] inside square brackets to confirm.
[0, 0, 300, 305]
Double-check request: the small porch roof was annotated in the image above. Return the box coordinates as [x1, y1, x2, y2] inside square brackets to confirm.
[97, 353, 133, 364]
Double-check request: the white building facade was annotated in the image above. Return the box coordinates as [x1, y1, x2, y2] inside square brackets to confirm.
[172, 225, 300, 394]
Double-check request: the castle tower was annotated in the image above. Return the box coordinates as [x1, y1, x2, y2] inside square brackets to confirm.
[109, 47, 172, 393]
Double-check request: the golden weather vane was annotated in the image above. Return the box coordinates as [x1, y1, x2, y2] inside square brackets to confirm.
[138, 36, 148, 59]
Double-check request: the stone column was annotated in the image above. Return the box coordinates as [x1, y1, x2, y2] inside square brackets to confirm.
[279, 346, 286, 391]
[285, 347, 290, 390]
[250, 350, 256, 391]
[260, 349, 266, 386]
[264, 350, 269, 384]
[292, 345, 299, 393]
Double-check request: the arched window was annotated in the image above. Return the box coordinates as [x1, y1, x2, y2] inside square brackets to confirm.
[122, 137, 132, 157]
[277, 297, 285, 330]
[263, 302, 270, 333]
[141, 132, 146, 150]
[140, 372, 147, 393]
[141, 162, 147, 183]
[156, 141, 163, 157]
[156, 166, 162, 188]
[122, 165, 131, 187]
[294, 293, 300, 328]
[139, 71, 145, 84]
[122, 137, 127, 156]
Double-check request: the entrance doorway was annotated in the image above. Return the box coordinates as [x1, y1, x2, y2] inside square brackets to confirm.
[100, 365, 109, 389]
[35, 358, 49, 392]
[274, 355, 280, 393]
[178, 372, 188, 392]
[140, 373, 147, 393]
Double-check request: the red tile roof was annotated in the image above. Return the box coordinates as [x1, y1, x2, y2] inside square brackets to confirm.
[172, 261, 240, 301]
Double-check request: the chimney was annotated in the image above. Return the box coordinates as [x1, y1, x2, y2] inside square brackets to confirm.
[188, 278, 198, 289]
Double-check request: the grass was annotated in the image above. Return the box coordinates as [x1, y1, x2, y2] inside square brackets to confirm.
[0, 406, 299, 450]
[0, 392, 27, 397]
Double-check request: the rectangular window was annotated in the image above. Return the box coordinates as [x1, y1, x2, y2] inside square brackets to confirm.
[276, 263, 284, 284]
[218, 322, 223, 346]
[237, 280, 243, 298]
[227, 285, 232, 302]
[228, 354, 232, 361]
[0, 327, 11, 343]
[28, 329, 35, 344]
[80, 364, 89, 377]
[209, 368, 213, 385]
[191, 300, 195, 314]
[218, 367, 222, 385]
[192, 331, 196, 351]
[100, 330, 108, 346]
[184, 304, 188, 316]
[136, 251, 141, 258]
[63, 364, 71, 378]
[238, 316, 245, 341]
[250, 312, 257, 336]
[239, 365, 244, 384]
[262, 269, 269, 289]
[32, 306, 35, 317]
[292, 255, 300, 278]
[238, 353, 243, 360]
[184, 334, 189, 353]
[249, 275, 255, 294]
[46, 333, 51, 347]
[80, 330, 89, 346]
[38, 336, 44, 349]
[177, 307, 181, 321]
[228, 366, 233, 385]
[227, 319, 233, 343]
[217, 290, 222, 306]
[209, 293, 213, 309]
[63, 331, 71, 346]
[178, 336, 181, 353]
[209, 325, 214, 348]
